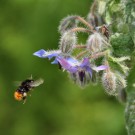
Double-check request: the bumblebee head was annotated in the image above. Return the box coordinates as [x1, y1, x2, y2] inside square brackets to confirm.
[14, 91, 23, 101]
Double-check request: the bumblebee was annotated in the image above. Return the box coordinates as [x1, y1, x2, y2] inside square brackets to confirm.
[14, 78, 44, 103]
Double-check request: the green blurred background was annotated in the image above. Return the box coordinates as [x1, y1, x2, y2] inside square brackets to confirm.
[0, 0, 126, 135]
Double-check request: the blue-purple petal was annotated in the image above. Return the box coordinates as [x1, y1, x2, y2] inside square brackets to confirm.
[57, 57, 77, 73]
[94, 65, 108, 71]
[33, 49, 46, 58]
[47, 54, 57, 59]
[66, 57, 79, 64]
[51, 59, 59, 64]
[57, 57, 71, 68]
[80, 58, 90, 67]
[33, 49, 61, 60]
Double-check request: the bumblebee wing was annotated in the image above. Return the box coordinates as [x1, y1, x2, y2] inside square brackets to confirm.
[30, 78, 44, 87]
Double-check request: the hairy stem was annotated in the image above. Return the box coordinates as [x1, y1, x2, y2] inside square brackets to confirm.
[89, 51, 106, 59]
[76, 16, 94, 31]
[74, 45, 87, 49]
[76, 50, 88, 59]
[71, 27, 92, 33]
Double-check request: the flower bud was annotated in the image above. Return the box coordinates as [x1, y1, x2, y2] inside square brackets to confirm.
[102, 71, 117, 95]
[59, 31, 77, 54]
[86, 32, 105, 53]
[58, 15, 78, 34]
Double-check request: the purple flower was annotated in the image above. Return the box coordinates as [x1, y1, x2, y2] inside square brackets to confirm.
[57, 57, 108, 87]
[57, 57, 107, 74]
[33, 49, 61, 60]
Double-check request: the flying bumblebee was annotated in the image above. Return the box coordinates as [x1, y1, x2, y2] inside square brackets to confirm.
[14, 77, 44, 103]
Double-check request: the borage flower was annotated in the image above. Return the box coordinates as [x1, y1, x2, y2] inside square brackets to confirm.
[56, 57, 108, 87]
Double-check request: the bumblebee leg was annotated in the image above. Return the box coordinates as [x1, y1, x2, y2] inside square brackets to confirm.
[22, 93, 27, 104]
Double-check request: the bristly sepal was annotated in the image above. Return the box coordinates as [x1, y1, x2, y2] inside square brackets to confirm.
[102, 70, 117, 96]
[59, 31, 77, 54]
